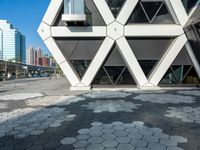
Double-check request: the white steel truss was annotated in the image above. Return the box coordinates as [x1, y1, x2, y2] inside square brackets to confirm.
[38, 0, 200, 90]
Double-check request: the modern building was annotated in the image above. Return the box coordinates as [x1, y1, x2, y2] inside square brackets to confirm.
[0, 29, 2, 60]
[38, 0, 200, 90]
[39, 56, 50, 67]
[26, 46, 53, 67]
[26, 47, 36, 65]
[0, 20, 26, 63]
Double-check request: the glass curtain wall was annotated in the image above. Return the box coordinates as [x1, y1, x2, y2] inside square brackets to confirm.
[181, 0, 198, 13]
[64, 0, 85, 14]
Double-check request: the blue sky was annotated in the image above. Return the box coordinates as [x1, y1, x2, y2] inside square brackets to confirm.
[0, 0, 51, 54]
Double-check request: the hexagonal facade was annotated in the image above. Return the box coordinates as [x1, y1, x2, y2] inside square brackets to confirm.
[38, 0, 200, 90]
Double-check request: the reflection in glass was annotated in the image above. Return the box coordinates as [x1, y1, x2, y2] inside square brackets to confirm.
[64, 0, 85, 14]
[106, 0, 126, 17]
[181, 0, 198, 13]
[70, 60, 91, 78]
[160, 65, 199, 85]
[128, 1, 175, 24]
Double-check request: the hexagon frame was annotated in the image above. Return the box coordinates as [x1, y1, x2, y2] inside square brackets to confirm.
[38, 0, 200, 90]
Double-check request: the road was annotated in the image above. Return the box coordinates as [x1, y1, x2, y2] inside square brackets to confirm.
[0, 77, 87, 96]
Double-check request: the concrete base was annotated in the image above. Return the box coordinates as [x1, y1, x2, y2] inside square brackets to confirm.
[70, 86, 91, 91]
[139, 86, 161, 90]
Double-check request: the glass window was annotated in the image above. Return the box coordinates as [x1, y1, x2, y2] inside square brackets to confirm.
[127, 0, 175, 24]
[181, 0, 198, 13]
[64, 0, 85, 14]
[106, 0, 126, 17]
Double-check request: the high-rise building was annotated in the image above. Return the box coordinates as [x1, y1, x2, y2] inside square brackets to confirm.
[38, 0, 200, 90]
[0, 29, 2, 60]
[20, 35, 26, 64]
[26, 47, 36, 65]
[0, 20, 26, 63]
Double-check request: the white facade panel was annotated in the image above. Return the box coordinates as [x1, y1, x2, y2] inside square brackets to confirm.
[38, 0, 200, 90]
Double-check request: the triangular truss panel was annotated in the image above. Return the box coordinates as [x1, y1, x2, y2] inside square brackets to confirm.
[38, 0, 200, 89]
[54, 37, 105, 78]
[181, 0, 198, 13]
[127, 0, 175, 24]
[105, 0, 127, 18]
[92, 44, 136, 85]
[127, 37, 174, 77]
[159, 46, 200, 85]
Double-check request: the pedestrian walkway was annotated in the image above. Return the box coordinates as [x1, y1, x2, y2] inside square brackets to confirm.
[0, 90, 200, 150]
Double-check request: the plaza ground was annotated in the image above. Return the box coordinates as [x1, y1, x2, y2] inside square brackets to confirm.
[0, 77, 200, 150]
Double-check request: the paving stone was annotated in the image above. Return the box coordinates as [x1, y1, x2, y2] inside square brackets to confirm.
[89, 131, 103, 137]
[165, 106, 200, 125]
[143, 135, 159, 142]
[30, 130, 44, 135]
[102, 140, 118, 148]
[104, 148, 116, 150]
[115, 137, 131, 143]
[132, 121, 144, 126]
[130, 139, 148, 147]
[78, 129, 91, 134]
[147, 143, 166, 150]
[154, 132, 170, 139]
[125, 128, 138, 133]
[133, 94, 195, 104]
[128, 133, 143, 139]
[112, 121, 124, 126]
[77, 134, 90, 140]
[167, 147, 184, 150]
[170, 136, 188, 143]
[90, 126, 102, 131]
[87, 144, 104, 150]
[113, 126, 126, 130]
[60, 137, 76, 145]
[91, 122, 103, 127]
[49, 123, 61, 128]
[117, 144, 135, 150]
[159, 139, 178, 146]
[88, 137, 103, 144]
[101, 128, 114, 134]
[135, 148, 151, 150]
[114, 130, 128, 137]
[101, 133, 116, 140]
[73, 140, 88, 148]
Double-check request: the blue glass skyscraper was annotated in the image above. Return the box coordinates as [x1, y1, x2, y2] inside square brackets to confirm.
[0, 20, 26, 63]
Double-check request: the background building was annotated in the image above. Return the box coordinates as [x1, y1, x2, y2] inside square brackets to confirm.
[0, 29, 2, 60]
[26, 46, 53, 67]
[0, 20, 26, 63]
[38, 0, 200, 90]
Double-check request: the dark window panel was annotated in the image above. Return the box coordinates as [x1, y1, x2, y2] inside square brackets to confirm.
[127, 2, 149, 23]
[141, 1, 163, 22]
[105, 0, 126, 18]
[152, 4, 175, 24]
[138, 60, 157, 77]
[181, 0, 198, 13]
[160, 65, 200, 85]
[70, 60, 91, 78]
[127, 1, 175, 24]
[92, 43, 136, 85]
[54, 0, 106, 26]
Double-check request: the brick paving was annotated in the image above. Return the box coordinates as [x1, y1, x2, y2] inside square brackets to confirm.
[0, 79, 200, 150]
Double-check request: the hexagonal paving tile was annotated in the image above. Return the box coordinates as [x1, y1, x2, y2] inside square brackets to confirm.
[177, 90, 200, 96]
[133, 94, 195, 104]
[84, 91, 132, 98]
[0, 107, 76, 139]
[60, 121, 187, 150]
[82, 100, 141, 113]
[165, 106, 200, 124]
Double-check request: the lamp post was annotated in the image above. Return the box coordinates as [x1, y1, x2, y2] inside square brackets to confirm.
[4, 57, 7, 81]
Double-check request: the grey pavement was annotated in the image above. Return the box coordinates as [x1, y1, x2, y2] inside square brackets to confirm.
[0, 78, 200, 150]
